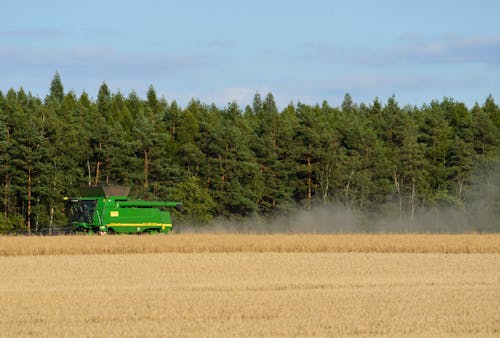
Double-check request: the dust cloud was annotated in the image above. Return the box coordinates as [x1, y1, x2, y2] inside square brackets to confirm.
[179, 164, 500, 234]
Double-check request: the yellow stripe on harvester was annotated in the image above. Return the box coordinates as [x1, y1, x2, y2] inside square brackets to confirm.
[107, 223, 172, 228]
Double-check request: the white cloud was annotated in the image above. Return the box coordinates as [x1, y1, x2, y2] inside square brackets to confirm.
[0, 28, 65, 38]
[394, 34, 500, 64]
[300, 34, 500, 66]
[0, 45, 217, 79]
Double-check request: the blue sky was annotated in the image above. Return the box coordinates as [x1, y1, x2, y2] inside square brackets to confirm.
[1, 0, 499, 108]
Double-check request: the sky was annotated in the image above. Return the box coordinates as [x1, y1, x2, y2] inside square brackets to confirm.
[1, 0, 499, 109]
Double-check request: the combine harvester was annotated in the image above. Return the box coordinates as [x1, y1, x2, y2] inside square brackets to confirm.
[64, 185, 182, 234]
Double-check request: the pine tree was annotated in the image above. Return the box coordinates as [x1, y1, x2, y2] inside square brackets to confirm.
[48, 72, 64, 103]
[8, 89, 48, 233]
[102, 121, 141, 185]
[42, 91, 86, 230]
[78, 91, 107, 186]
[126, 90, 144, 121]
[133, 90, 169, 199]
[1, 89, 17, 220]
[250, 92, 282, 213]
[292, 103, 324, 209]
[417, 101, 455, 206]
[274, 103, 300, 211]
[203, 102, 258, 217]
[0, 91, 9, 218]
[163, 100, 182, 142]
[399, 112, 428, 224]
[341, 93, 357, 114]
[146, 85, 159, 114]
[439, 98, 474, 202]
[111, 91, 133, 129]
[176, 108, 204, 174]
[97, 82, 112, 121]
[483, 94, 500, 133]
[314, 102, 343, 205]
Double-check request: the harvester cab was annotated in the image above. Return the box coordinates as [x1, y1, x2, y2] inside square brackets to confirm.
[64, 185, 182, 234]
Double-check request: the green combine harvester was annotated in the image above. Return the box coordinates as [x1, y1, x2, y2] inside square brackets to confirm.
[64, 185, 182, 234]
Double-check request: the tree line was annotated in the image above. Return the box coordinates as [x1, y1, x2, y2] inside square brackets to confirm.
[1, 73, 499, 233]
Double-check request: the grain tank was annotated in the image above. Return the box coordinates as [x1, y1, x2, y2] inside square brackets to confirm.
[64, 185, 182, 234]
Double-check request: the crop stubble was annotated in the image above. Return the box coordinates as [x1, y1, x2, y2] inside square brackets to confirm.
[0, 234, 499, 336]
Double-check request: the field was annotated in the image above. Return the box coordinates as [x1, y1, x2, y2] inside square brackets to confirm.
[0, 234, 499, 336]
[1, 233, 499, 255]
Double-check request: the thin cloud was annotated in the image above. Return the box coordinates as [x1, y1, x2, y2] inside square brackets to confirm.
[300, 34, 500, 66]
[0, 45, 218, 79]
[395, 34, 500, 64]
[205, 39, 237, 48]
[0, 28, 65, 38]
[305, 74, 446, 96]
[80, 26, 122, 37]
[269, 72, 491, 108]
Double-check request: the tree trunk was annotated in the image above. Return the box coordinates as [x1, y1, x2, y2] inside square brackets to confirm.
[95, 141, 102, 186]
[3, 130, 10, 217]
[49, 207, 54, 235]
[143, 149, 149, 189]
[458, 179, 464, 202]
[87, 160, 92, 187]
[3, 173, 9, 217]
[343, 170, 354, 208]
[322, 176, 329, 205]
[392, 172, 402, 222]
[27, 167, 31, 234]
[410, 177, 416, 231]
[95, 161, 101, 186]
[318, 161, 332, 205]
[170, 124, 176, 141]
[307, 155, 311, 210]
[219, 154, 225, 214]
[272, 120, 277, 159]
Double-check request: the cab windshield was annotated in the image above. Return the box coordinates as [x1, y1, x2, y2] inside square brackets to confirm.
[66, 199, 97, 224]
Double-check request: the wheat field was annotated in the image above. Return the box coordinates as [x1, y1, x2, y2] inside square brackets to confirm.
[0, 234, 499, 336]
[1, 233, 499, 255]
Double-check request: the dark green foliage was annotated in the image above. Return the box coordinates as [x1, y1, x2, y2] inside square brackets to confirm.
[97, 82, 112, 121]
[173, 175, 216, 224]
[249, 92, 283, 213]
[205, 101, 259, 216]
[48, 72, 64, 103]
[0, 75, 499, 232]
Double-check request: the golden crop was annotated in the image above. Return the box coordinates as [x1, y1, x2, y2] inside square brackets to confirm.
[1, 251, 499, 336]
[0, 234, 499, 336]
[0, 233, 499, 256]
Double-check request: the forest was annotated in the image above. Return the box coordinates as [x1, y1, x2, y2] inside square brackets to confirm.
[0, 73, 499, 233]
